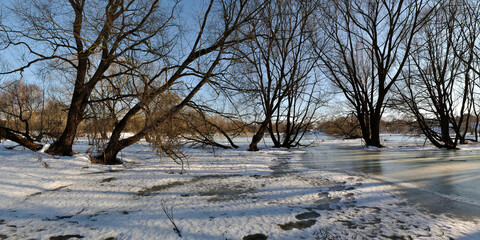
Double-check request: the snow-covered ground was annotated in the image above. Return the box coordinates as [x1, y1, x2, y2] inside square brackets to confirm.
[1, 137, 479, 239]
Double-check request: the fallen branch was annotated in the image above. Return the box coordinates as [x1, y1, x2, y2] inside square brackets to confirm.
[161, 198, 181, 238]
[0, 126, 43, 151]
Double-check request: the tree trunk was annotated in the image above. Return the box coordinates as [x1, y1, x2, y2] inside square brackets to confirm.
[93, 51, 222, 164]
[93, 106, 181, 164]
[0, 127, 43, 151]
[369, 116, 382, 147]
[267, 120, 281, 148]
[46, 93, 85, 156]
[357, 112, 373, 146]
[90, 138, 123, 165]
[476, 115, 479, 142]
[91, 104, 142, 164]
[440, 117, 455, 149]
[249, 120, 269, 151]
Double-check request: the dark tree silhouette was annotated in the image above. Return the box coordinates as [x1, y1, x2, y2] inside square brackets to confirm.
[318, 0, 432, 147]
[0, 0, 176, 155]
[229, 0, 323, 151]
[394, 1, 479, 149]
[92, 0, 267, 164]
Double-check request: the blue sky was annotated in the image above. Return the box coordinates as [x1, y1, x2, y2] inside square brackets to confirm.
[0, 0, 212, 89]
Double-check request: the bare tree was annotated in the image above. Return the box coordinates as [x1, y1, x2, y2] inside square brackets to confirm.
[83, 66, 138, 151]
[0, 80, 44, 150]
[91, 0, 266, 164]
[0, 0, 177, 155]
[317, 0, 432, 147]
[228, 0, 323, 151]
[453, 0, 480, 142]
[178, 102, 242, 149]
[268, 70, 325, 148]
[0, 80, 43, 139]
[394, 0, 479, 149]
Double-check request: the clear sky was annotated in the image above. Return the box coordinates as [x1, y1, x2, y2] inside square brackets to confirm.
[0, 0, 212, 93]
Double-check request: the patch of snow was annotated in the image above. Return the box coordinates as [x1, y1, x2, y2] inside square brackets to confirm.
[39, 143, 50, 153]
[0, 137, 479, 239]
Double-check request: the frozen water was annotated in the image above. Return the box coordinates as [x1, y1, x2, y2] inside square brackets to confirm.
[303, 135, 480, 220]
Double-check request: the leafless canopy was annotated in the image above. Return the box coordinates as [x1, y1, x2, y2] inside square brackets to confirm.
[318, 0, 433, 147]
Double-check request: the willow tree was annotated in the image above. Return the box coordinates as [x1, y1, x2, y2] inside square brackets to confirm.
[0, 80, 44, 151]
[227, 0, 322, 151]
[454, 0, 480, 142]
[318, 0, 433, 147]
[92, 0, 267, 164]
[394, 0, 479, 149]
[0, 0, 176, 155]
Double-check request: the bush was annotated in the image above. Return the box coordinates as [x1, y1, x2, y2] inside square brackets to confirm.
[318, 115, 362, 139]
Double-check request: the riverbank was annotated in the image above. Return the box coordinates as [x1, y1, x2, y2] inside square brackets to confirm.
[0, 138, 479, 239]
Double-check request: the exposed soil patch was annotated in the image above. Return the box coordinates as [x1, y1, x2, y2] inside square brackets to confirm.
[328, 185, 346, 191]
[381, 234, 412, 240]
[137, 174, 242, 196]
[137, 181, 186, 196]
[357, 206, 381, 213]
[100, 177, 116, 183]
[269, 155, 296, 176]
[49, 234, 84, 240]
[313, 194, 341, 210]
[278, 219, 316, 230]
[198, 183, 256, 202]
[295, 211, 320, 220]
[337, 219, 357, 229]
[242, 233, 268, 240]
